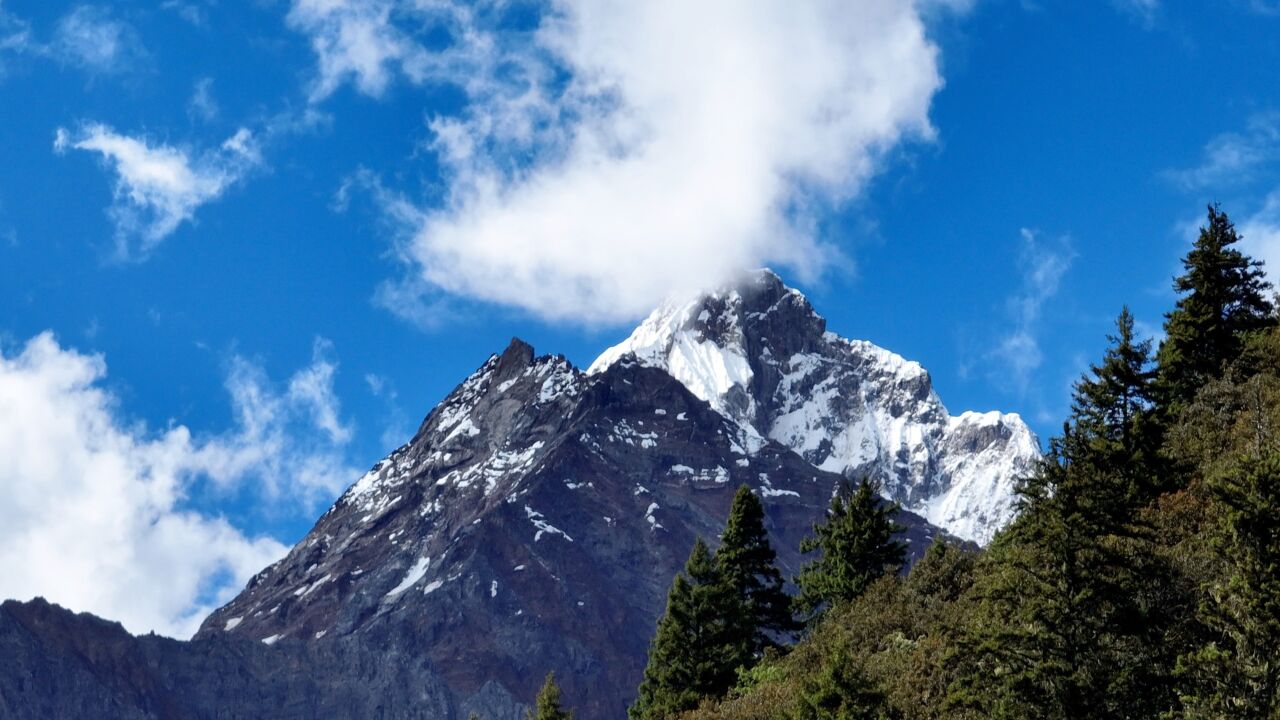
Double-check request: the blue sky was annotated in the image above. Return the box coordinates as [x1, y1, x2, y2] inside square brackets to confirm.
[2, 0, 1279, 637]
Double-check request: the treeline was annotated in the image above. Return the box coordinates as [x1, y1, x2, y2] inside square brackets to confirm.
[530, 204, 1280, 719]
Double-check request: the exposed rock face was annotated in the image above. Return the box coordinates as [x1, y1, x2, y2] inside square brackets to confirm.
[590, 269, 1041, 543]
[195, 338, 947, 720]
[0, 271, 1037, 720]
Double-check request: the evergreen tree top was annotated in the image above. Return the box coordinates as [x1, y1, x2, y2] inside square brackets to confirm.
[794, 479, 906, 620]
[1157, 204, 1276, 410]
[527, 672, 572, 720]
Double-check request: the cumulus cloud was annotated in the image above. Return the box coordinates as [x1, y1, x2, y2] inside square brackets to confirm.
[989, 229, 1075, 398]
[52, 5, 147, 75]
[55, 123, 262, 258]
[0, 333, 358, 639]
[291, 0, 949, 325]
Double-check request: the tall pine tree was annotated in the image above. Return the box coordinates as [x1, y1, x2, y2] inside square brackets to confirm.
[794, 479, 905, 621]
[716, 485, 798, 666]
[527, 672, 573, 720]
[1157, 204, 1274, 413]
[630, 538, 740, 720]
[951, 314, 1174, 718]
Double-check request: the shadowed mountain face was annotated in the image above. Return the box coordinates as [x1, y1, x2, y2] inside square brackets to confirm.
[0, 272, 1035, 720]
[0, 597, 456, 720]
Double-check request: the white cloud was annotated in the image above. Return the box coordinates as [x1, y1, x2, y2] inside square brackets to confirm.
[1240, 191, 1280, 287]
[1168, 112, 1280, 191]
[0, 333, 358, 639]
[303, 0, 949, 325]
[52, 5, 146, 75]
[54, 123, 262, 258]
[989, 229, 1075, 397]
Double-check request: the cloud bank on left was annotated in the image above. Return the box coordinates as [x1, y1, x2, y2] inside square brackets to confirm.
[0, 334, 356, 638]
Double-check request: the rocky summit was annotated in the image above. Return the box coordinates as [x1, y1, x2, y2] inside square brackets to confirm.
[1, 270, 1038, 720]
[590, 269, 1041, 544]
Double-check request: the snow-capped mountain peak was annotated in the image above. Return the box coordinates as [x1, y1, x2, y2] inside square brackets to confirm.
[590, 269, 1040, 544]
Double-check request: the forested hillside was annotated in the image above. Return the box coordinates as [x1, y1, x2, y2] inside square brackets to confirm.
[551, 204, 1280, 720]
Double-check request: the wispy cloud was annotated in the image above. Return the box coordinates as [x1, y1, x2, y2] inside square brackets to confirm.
[286, 0, 431, 102]
[1112, 0, 1160, 27]
[988, 229, 1076, 400]
[365, 372, 412, 452]
[54, 123, 262, 258]
[0, 3, 146, 79]
[300, 0, 954, 325]
[162, 0, 213, 27]
[188, 77, 219, 122]
[0, 1, 34, 73]
[1167, 112, 1280, 190]
[51, 5, 147, 75]
[0, 333, 358, 639]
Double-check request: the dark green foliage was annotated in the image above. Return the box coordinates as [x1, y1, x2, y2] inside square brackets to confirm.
[1157, 205, 1274, 413]
[527, 672, 572, 720]
[716, 485, 798, 664]
[952, 449, 1136, 718]
[792, 649, 898, 720]
[1178, 454, 1280, 718]
[794, 479, 906, 621]
[630, 539, 740, 720]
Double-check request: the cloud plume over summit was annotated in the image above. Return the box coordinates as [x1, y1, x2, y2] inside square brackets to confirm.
[295, 0, 953, 324]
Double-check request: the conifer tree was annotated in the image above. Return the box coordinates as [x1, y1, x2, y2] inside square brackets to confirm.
[794, 479, 905, 621]
[527, 672, 572, 720]
[716, 485, 798, 665]
[1070, 307, 1161, 502]
[630, 538, 739, 720]
[1157, 204, 1274, 412]
[1178, 453, 1280, 719]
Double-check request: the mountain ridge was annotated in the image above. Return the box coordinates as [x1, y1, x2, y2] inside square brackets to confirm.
[194, 330, 953, 718]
